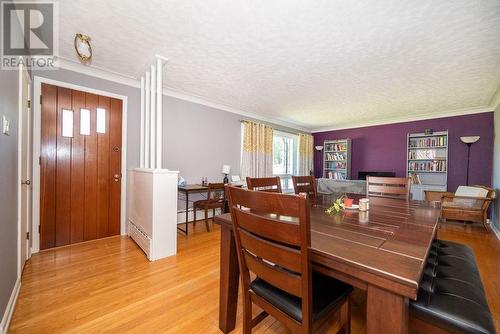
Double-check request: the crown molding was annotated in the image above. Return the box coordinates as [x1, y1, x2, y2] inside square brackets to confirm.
[54, 57, 311, 132]
[54, 57, 496, 134]
[311, 107, 494, 133]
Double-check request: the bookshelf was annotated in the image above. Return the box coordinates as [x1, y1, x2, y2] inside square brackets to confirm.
[406, 131, 448, 200]
[323, 139, 351, 180]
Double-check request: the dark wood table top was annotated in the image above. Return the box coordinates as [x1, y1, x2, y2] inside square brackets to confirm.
[215, 194, 440, 299]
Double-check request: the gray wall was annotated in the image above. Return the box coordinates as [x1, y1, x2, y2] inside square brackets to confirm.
[492, 103, 500, 230]
[163, 97, 241, 184]
[0, 68, 20, 317]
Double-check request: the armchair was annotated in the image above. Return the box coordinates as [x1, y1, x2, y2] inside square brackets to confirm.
[424, 185, 496, 231]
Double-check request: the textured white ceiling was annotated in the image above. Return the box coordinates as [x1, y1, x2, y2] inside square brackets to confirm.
[56, 0, 500, 130]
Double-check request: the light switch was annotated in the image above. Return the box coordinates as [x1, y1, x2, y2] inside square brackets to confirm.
[2, 115, 10, 135]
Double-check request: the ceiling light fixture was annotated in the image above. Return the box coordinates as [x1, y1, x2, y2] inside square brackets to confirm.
[74, 33, 92, 63]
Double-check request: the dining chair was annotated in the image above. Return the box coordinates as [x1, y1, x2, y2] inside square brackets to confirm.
[193, 183, 225, 232]
[292, 175, 317, 198]
[226, 186, 352, 334]
[366, 176, 410, 199]
[246, 176, 282, 193]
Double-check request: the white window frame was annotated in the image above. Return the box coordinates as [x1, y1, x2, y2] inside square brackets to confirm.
[272, 130, 299, 192]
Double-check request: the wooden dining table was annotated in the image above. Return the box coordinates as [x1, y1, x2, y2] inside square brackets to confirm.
[214, 194, 440, 334]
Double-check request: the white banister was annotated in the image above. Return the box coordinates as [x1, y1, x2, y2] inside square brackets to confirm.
[150, 65, 156, 168]
[156, 58, 163, 169]
[140, 76, 145, 168]
[144, 71, 150, 168]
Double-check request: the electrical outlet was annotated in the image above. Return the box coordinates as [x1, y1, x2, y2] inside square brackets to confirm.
[2, 115, 10, 135]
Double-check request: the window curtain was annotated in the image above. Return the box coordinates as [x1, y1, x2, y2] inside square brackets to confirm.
[241, 120, 274, 178]
[298, 133, 314, 176]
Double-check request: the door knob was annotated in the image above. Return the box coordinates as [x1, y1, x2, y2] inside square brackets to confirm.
[22, 179, 31, 185]
[113, 174, 121, 182]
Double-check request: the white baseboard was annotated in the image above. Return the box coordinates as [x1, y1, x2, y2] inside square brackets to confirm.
[0, 278, 21, 334]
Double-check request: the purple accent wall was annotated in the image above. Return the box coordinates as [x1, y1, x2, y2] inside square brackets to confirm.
[313, 112, 494, 192]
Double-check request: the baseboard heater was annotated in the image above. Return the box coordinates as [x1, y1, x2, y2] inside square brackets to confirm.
[128, 221, 152, 258]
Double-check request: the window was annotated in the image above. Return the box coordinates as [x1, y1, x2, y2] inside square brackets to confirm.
[96, 108, 106, 133]
[80, 108, 90, 135]
[62, 109, 73, 137]
[273, 131, 298, 192]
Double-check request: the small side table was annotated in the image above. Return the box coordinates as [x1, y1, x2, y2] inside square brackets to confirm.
[177, 184, 209, 235]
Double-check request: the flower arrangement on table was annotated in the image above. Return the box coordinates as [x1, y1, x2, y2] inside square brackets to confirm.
[325, 194, 353, 214]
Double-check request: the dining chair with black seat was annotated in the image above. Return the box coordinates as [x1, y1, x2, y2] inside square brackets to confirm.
[193, 183, 225, 232]
[226, 186, 353, 334]
[246, 176, 282, 193]
[292, 175, 317, 199]
[366, 176, 410, 200]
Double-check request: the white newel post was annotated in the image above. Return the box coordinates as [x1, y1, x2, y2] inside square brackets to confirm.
[129, 56, 177, 261]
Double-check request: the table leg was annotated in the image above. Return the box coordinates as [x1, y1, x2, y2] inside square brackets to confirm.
[367, 285, 408, 334]
[219, 225, 240, 333]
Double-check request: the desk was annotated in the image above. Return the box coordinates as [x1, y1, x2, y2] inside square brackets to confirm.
[177, 184, 208, 234]
[215, 194, 440, 334]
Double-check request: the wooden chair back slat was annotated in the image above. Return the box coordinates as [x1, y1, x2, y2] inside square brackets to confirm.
[367, 176, 410, 199]
[229, 186, 300, 217]
[292, 176, 317, 197]
[239, 229, 302, 273]
[243, 251, 302, 297]
[246, 176, 282, 193]
[234, 210, 301, 246]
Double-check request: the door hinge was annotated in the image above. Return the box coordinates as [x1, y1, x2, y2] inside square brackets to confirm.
[27, 99, 31, 108]
[26, 232, 29, 240]
[40, 95, 42, 104]
[38, 225, 40, 233]
[39, 156, 41, 165]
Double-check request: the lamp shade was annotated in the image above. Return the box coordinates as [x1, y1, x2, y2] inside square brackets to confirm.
[460, 136, 480, 144]
[315, 145, 324, 151]
[221, 165, 231, 174]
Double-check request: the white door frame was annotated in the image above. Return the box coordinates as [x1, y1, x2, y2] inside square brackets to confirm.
[32, 76, 128, 253]
[18, 62, 31, 276]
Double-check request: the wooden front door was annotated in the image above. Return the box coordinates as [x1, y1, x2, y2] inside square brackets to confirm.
[40, 83, 122, 250]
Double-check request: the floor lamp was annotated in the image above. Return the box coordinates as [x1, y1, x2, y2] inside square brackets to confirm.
[315, 145, 323, 177]
[460, 136, 480, 185]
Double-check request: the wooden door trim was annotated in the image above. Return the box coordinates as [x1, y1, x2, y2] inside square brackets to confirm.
[32, 76, 128, 253]
[17, 61, 31, 276]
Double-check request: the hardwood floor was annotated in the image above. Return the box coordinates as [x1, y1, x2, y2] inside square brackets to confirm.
[9, 221, 500, 333]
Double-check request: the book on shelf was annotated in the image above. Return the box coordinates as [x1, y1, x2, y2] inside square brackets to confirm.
[325, 143, 347, 151]
[409, 173, 421, 185]
[408, 160, 446, 172]
[325, 152, 346, 161]
[326, 171, 347, 180]
[325, 161, 346, 169]
[409, 136, 447, 148]
[408, 150, 446, 159]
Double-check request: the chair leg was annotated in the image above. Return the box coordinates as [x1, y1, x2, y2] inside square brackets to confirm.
[482, 219, 490, 232]
[204, 209, 210, 232]
[338, 297, 351, 334]
[242, 293, 253, 334]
